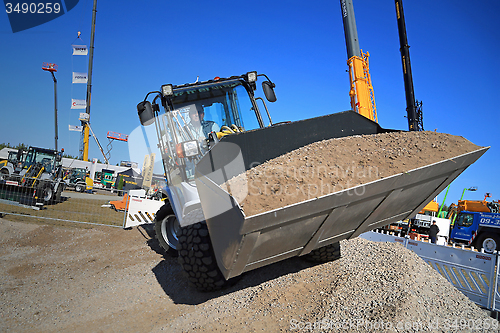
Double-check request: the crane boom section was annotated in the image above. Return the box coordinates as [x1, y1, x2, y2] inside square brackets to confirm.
[348, 51, 377, 122]
[341, 0, 378, 123]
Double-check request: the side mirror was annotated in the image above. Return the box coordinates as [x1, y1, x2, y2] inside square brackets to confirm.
[137, 101, 155, 126]
[262, 81, 277, 103]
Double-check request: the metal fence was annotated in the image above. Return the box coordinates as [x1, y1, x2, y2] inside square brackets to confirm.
[0, 176, 126, 228]
[360, 230, 500, 312]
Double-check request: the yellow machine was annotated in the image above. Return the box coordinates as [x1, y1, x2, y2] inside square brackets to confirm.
[419, 200, 439, 215]
[342, 0, 422, 131]
[347, 50, 377, 122]
[341, 0, 377, 123]
[448, 194, 500, 222]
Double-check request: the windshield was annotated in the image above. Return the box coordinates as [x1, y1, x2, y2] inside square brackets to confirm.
[24, 150, 57, 173]
[7, 152, 17, 163]
[170, 80, 260, 132]
[158, 80, 260, 184]
[455, 213, 474, 228]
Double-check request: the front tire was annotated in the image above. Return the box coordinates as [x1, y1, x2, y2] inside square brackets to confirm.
[154, 203, 181, 256]
[37, 183, 53, 204]
[303, 242, 341, 263]
[74, 183, 85, 193]
[476, 233, 500, 253]
[177, 222, 228, 292]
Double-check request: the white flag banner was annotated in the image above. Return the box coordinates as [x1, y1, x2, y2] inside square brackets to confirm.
[69, 125, 83, 132]
[71, 99, 86, 109]
[72, 72, 88, 84]
[79, 113, 89, 121]
[72, 45, 88, 55]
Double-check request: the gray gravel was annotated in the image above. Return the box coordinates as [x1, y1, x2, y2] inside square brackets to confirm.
[159, 238, 498, 332]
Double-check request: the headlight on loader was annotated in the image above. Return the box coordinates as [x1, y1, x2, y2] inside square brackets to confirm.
[161, 84, 174, 97]
[247, 71, 257, 83]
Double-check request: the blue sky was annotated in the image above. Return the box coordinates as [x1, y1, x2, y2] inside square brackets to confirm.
[1, 0, 499, 206]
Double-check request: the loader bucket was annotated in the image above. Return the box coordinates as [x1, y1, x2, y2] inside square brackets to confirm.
[195, 111, 487, 280]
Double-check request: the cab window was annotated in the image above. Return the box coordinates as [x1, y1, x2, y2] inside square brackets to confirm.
[455, 213, 474, 228]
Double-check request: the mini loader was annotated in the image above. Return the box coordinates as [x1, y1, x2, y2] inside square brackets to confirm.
[137, 71, 487, 291]
[0, 146, 65, 206]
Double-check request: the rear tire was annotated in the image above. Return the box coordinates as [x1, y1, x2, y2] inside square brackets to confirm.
[476, 233, 500, 253]
[154, 203, 180, 256]
[303, 242, 341, 263]
[177, 222, 228, 292]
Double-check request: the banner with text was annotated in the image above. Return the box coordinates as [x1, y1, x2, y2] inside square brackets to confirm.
[72, 72, 87, 84]
[69, 125, 83, 132]
[71, 99, 86, 109]
[72, 44, 88, 55]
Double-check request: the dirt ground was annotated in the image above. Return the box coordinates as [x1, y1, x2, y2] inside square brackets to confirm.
[0, 216, 313, 332]
[1, 216, 496, 333]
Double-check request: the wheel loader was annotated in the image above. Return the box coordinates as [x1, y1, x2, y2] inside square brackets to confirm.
[0, 149, 26, 177]
[0, 146, 65, 206]
[137, 71, 487, 291]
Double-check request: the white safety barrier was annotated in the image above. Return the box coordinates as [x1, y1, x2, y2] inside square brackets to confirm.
[359, 230, 407, 247]
[495, 264, 500, 312]
[123, 196, 164, 228]
[360, 230, 500, 311]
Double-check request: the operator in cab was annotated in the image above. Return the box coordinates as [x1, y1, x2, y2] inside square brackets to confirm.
[187, 104, 220, 140]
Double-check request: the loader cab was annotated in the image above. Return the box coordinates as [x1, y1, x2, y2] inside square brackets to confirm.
[152, 73, 272, 184]
[1, 150, 25, 175]
[68, 168, 87, 183]
[137, 72, 276, 225]
[22, 147, 62, 176]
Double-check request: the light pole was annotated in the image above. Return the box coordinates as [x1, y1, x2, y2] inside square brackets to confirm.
[460, 186, 477, 201]
[42, 62, 58, 151]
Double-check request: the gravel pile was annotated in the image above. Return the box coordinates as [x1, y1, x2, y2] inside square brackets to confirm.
[162, 238, 496, 332]
[224, 131, 481, 216]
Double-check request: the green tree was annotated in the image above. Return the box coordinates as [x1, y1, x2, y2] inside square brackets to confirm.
[14, 143, 28, 151]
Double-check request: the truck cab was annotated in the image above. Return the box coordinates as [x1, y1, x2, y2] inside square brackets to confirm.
[450, 211, 500, 252]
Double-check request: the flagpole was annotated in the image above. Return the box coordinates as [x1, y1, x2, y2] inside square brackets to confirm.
[81, 0, 97, 161]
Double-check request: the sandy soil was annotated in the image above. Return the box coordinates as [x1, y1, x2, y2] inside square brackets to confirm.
[224, 131, 481, 216]
[1, 216, 496, 333]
